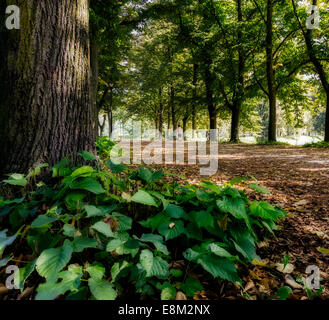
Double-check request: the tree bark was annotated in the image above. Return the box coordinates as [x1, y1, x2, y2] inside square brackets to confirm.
[192, 63, 198, 138]
[266, 0, 277, 142]
[170, 85, 177, 131]
[158, 87, 163, 137]
[296, 0, 329, 142]
[0, 0, 95, 175]
[204, 55, 217, 141]
[90, 35, 99, 139]
[108, 87, 113, 138]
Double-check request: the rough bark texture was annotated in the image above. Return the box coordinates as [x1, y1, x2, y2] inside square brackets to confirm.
[90, 36, 99, 138]
[266, 0, 277, 142]
[0, 0, 95, 175]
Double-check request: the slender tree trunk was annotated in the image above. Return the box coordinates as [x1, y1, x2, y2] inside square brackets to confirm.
[158, 88, 163, 137]
[204, 56, 217, 141]
[0, 0, 95, 175]
[266, 0, 277, 142]
[90, 36, 99, 139]
[108, 87, 113, 138]
[295, 0, 329, 142]
[230, 0, 244, 143]
[192, 64, 198, 138]
[170, 86, 177, 131]
[182, 116, 188, 141]
[230, 104, 241, 142]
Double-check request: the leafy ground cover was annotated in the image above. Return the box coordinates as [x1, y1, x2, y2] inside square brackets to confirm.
[0, 147, 287, 300]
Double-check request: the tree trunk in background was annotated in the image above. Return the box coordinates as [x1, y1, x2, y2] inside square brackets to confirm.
[192, 64, 198, 138]
[108, 87, 113, 138]
[170, 86, 177, 131]
[266, 0, 277, 142]
[230, 104, 241, 142]
[0, 0, 95, 175]
[230, 0, 244, 143]
[158, 88, 163, 137]
[90, 36, 99, 139]
[204, 56, 217, 141]
[294, 0, 329, 142]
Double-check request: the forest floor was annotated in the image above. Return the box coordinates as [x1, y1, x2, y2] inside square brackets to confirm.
[136, 142, 329, 300]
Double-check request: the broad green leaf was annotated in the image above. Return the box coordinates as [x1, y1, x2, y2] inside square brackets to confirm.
[106, 160, 126, 173]
[3, 173, 27, 187]
[70, 177, 105, 194]
[209, 243, 235, 259]
[91, 221, 114, 237]
[31, 215, 57, 228]
[86, 262, 106, 280]
[131, 190, 159, 207]
[112, 212, 132, 231]
[78, 151, 96, 161]
[138, 168, 153, 183]
[14, 259, 37, 290]
[194, 210, 214, 228]
[65, 192, 85, 211]
[88, 278, 117, 300]
[36, 245, 73, 280]
[111, 260, 130, 282]
[158, 220, 185, 240]
[197, 256, 241, 282]
[106, 239, 125, 251]
[165, 204, 185, 219]
[71, 166, 94, 177]
[249, 201, 280, 221]
[139, 249, 169, 279]
[249, 183, 270, 194]
[139, 213, 169, 232]
[0, 229, 17, 258]
[70, 237, 98, 252]
[36, 265, 82, 300]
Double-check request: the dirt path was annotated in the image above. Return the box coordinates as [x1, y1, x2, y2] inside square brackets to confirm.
[138, 142, 329, 299]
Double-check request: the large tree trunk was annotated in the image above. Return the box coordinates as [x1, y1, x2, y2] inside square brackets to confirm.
[90, 36, 99, 139]
[266, 0, 277, 142]
[0, 0, 95, 175]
